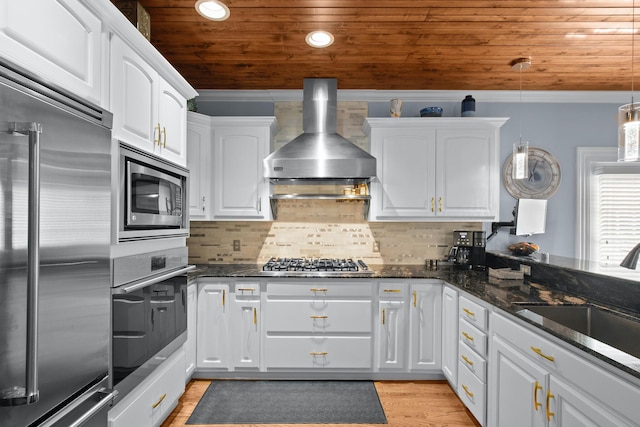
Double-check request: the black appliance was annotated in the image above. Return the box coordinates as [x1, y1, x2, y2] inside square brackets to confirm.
[470, 231, 487, 271]
[110, 248, 194, 402]
[449, 230, 473, 269]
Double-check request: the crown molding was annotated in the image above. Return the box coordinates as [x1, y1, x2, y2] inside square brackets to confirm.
[196, 89, 630, 104]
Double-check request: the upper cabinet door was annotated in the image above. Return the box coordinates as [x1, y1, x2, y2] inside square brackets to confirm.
[157, 79, 187, 166]
[0, 0, 103, 105]
[436, 128, 497, 218]
[110, 34, 157, 149]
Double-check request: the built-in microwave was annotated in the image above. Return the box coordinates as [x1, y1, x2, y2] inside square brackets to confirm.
[118, 142, 189, 242]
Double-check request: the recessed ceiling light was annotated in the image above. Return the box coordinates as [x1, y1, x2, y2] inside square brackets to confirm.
[306, 31, 334, 48]
[195, 0, 230, 21]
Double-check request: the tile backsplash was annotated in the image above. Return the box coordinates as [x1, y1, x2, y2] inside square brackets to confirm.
[188, 214, 481, 266]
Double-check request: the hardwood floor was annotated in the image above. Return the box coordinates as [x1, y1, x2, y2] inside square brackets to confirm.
[161, 379, 480, 427]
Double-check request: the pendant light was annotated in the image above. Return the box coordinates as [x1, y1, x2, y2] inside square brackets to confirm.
[511, 57, 531, 180]
[619, 0, 640, 162]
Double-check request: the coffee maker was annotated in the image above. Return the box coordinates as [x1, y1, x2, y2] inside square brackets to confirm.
[470, 231, 487, 271]
[449, 230, 473, 269]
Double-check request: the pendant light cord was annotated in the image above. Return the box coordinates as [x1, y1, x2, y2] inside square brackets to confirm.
[633, 0, 636, 106]
[519, 66, 523, 143]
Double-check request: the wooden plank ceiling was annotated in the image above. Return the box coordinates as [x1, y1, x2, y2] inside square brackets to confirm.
[135, 0, 638, 91]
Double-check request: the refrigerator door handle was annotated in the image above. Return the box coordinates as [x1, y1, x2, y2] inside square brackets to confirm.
[7, 122, 42, 406]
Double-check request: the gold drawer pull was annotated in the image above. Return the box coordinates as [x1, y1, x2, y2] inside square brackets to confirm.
[413, 291, 417, 307]
[463, 307, 475, 317]
[462, 331, 474, 341]
[384, 289, 401, 293]
[461, 355, 474, 366]
[382, 308, 385, 324]
[254, 307, 257, 325]
[310, 315, 328, 319]
[310, 288, 328, 292]
[152, 393, 167, 409]
[530, 346, 555, 362]
[533, 381, 543, 411]
[431, 197, 435, 212]
[222, 289, 225, 307]
[439, 197, 442, 212]
[546, 389, 555, 421]
[238, 287, 256, 293]
[462, 384, 474, 398]
[310, 351, 328, 356]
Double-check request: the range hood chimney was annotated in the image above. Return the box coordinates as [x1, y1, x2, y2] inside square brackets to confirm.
[264, 78, 376, 180]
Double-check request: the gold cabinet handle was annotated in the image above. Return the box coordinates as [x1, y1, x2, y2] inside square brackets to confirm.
[462, 384, 474, 398]
[439, 197, 442, 212]
[222, 289, 225, 307]
[383, 289, 401, 293]
[431, 197, 435, 212]
[413, 291, 417, 307]
[202, 196, 205, 212]
[533, 380, 543, 411]
[310, 315, 328, 319]
[151, 393, 166, 409]
[530, 346, 555, 362]
[154, 123, 161, 145]
[382, 308, 385, 325]
[310, 288, 328, 292]
[462, 331, 474, 341]
[463, 307, 475, 317]
[253, 307, 257, 325]
[162, 126, 167, 148]
[546, 389, 555, 421]
[310, 351, 327, 356]
[238, 287, 256, 293]
[461, 354, 474, 366]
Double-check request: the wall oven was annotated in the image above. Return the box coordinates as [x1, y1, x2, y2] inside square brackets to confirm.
[118, 142, 189, 242]
[110, 247, 194, 401]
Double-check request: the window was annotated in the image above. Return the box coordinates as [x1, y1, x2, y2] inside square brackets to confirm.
[577, 147, 640, 278]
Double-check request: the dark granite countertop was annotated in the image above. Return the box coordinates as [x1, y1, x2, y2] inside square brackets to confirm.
[189, 262, 640, 381]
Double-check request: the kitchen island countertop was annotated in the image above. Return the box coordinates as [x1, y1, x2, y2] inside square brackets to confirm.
[189, 262, 640, 381]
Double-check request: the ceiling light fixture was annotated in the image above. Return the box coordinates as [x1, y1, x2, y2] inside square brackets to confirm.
[305, 31, 334, 48]
[195, 0, 230, 21]
[511, 57, 532, 180]
[618, 0, 640, 162]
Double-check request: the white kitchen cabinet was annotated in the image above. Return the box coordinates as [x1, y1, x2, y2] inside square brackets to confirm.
[489, 312, 640, 427]
[363, 118, 507, 221]
[264, 280, 373, 370]
[211, 117, 277, 219]
[109, 347, 185, 427]
[376, 282, 407, 370]
[110, 34, 188, 166]
[187, 112, 212, 219]
[442, 285, 459, 387]
[409, 282, 442, 371]
[0, 0, 104, 105]
[231, 282, 261, 370]
[184, 282, 197, 380]
[196, 282, 230, 370]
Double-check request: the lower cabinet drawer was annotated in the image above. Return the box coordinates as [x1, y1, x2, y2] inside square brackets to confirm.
[458, 341, 486, 382]
[264, 336, 372, 369]
[459, 318, 487, 357]
[457, 360, 486, 426]
[109, 348, 186, 427]
[265, 300, 372, 333]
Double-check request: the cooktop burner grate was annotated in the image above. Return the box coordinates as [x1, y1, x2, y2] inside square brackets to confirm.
[261, 257, 372, 276]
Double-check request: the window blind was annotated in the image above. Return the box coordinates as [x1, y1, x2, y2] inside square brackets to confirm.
[595, 171, 640, 277]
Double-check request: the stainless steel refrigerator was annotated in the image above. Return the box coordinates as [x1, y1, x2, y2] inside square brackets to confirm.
[0, 62, 115, 426]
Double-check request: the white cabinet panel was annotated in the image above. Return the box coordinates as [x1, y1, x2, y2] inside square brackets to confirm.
[187, 112, 212, 219]
[409, 283, 442, 371]
[184, 282, 197, 380]
[265, 300, 371, 333]
[377, 300, 406, 369]
[231, 299, 260, 369]
[458, 360, 487, 426]
[264, 336, 372, 369]
[196, 283, 230, 370]
[442, 285, 459, 386]
[0, 0, 103, 105]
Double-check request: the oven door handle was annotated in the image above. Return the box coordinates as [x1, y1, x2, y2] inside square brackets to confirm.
[115, 265, 195, 294]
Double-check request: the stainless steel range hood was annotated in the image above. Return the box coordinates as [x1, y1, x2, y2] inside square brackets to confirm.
[263, 78, 376, 180]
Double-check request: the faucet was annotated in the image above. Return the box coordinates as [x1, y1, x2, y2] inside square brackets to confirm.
[620, 243, 640, 269]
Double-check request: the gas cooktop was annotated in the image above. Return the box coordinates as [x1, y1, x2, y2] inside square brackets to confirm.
[260, 257, 373, 276]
